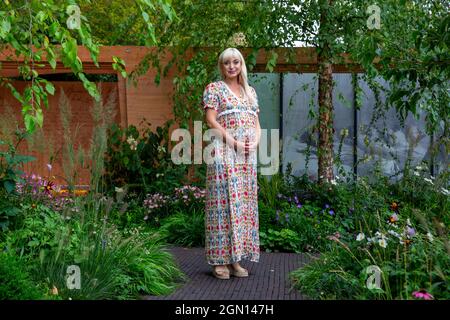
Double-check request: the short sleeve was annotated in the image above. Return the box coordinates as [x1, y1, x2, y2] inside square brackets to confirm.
[203, 83, 220, 112]
[250, 86, 260, 114]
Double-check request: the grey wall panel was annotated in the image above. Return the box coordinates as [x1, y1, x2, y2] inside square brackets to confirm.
[249, 73, 281, 176]
[332, 73, 354, 179]
[282, 73, 318, 178]
[250, 72, 441, 181]
[356, 75, 431, 181]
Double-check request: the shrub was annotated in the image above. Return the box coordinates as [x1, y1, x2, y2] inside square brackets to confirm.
[158, 210, 205, 247]
[0, 252, 46, 300]
[291, 205, 450, 300]
[103, 120, 189, 197]
[142, 185, 206, 225]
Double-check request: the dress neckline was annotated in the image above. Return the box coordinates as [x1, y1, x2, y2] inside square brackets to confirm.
[221, 80, 244, 102]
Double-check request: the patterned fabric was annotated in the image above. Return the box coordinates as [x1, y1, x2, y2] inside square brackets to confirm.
[203, 80, 260, 265]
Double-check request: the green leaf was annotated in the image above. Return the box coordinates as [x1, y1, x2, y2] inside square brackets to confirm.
[78, 73, 100, 101]
[0, 18, 11, 39]
[24, 113, 35, 133]
[45, 82, 55, 95]
[266, 51, 278, 73]
[142, 11, 150, 22]
[4, 180, 16, 193]
[35, 108, 44, 127]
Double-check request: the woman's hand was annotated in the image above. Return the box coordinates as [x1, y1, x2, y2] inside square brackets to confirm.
[234, 140, 258, 157]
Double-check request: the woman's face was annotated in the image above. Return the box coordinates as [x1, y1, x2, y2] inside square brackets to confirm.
[222, 55, 242, 80]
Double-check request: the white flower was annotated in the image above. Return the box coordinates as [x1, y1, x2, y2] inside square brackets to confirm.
[430, 176, 435, 180]
[440, 188, 449, 196]
[378, 238, 387, 248]
[414, 171, 420, 176]
[424, 178, 434, 185]
[356, 233, 365, 241]
[47, 163, 52, 171]
[406, 218, 412, 226]
[388, 230, 401, 239]
[330, 179, 337, 185]
[415, 165, 423, 171]
[127, 136, 138, 150]
[115, 187, 124, 193]
[426, 232, 434, 242]
[157, 145, 166, 153]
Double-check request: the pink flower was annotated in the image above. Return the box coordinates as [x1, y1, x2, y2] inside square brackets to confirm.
[327, 232, 341, 242]
[412, 289, 434, 300]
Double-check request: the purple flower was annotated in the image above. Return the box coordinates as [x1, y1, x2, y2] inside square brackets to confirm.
[297, 204, 302, 209]
[294, 195, 299, 203]
[285, 212, 289, 222]
[329, 210, 335, 216]
[325, 204, 330, 209]
[406, 226, 416, 237]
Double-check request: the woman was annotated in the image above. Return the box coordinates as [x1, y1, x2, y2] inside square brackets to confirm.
[203, 48, 261, 280]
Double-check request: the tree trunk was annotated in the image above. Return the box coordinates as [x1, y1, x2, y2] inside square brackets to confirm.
[317, 0, 334, 185]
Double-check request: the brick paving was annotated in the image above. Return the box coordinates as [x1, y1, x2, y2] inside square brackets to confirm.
[143, 246, 311, 300]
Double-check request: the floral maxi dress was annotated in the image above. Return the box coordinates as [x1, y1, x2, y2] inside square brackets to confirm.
[203, 80, 260, 265]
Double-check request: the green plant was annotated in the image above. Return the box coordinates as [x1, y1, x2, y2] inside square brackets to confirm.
[0, 130, 36, 194]
[2, 203, 68, 259]
[0, 190, 21, 232]
[257, 173, 288, 209]
[158, 210, 205, 247]
[103, 120, 188, 197]
[290, 196, 450, 300]
[20, 203, 187, 300]
[121, 235, 187, 296]
[0, 252, 46, 300]
[290, 249, 364, 300]
[260, 228, 303, 253]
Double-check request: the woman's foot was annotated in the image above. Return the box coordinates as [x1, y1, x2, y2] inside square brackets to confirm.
[212, 265, 230, 279]
[227, 263, 249, 277]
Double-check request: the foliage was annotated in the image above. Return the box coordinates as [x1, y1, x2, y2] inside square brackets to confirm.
[260, 228, 303, 253]
[0, 0, 176, 132]
[286, 157, 449, 300]
[291, 211, 450, 300]
[1, 191, 186, 299]
[0, 190, 21, 232]
[158, 210, 205, 247]
[347, 0, 450, 136]
[0, 252, 47, 300]
[0, 130, 35, 194]
[103, 120, 189, 197]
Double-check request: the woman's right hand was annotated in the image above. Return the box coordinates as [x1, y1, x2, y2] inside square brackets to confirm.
[234, 140, 256, 156]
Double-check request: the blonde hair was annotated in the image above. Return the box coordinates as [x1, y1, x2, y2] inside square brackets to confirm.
[218, 48, 256, 106]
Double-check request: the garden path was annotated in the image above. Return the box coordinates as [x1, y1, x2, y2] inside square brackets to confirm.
[143, 246, 311, 300]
